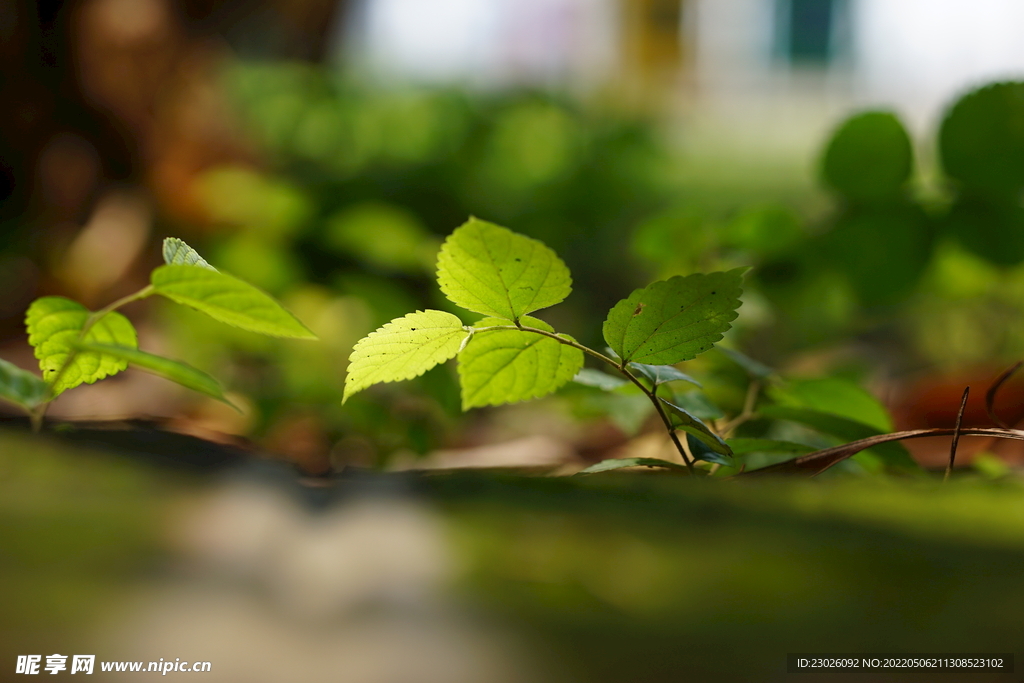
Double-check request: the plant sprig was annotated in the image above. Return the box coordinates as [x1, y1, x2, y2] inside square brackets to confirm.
[1, 237, 316, 432]
[344, 217, 746, 475]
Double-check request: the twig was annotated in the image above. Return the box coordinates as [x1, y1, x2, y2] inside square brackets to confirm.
[719, 379, 761, 437]
[945, 386, 970, 482]
[985, 360, 1022, 428]
[743, 425, 1024, 477]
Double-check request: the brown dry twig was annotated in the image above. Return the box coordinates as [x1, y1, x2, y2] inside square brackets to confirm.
[985, 360, 1023, 429]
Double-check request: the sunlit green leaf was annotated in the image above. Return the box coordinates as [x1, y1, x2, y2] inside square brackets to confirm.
[151, 265, 317, 339]
[628, 362, 701, 388]
[343, 310, 468, 403]
[572, 368, 628, 391]
[458, 316, 582, 409]
[603, 269, 744, 365]
[76, 343, 232, 406]
[162, 237, 215, 270]
[437, 218, 572, 322]
[26, 297, 138, 395]
[0, 357, 48, 409]
[659, 397, 732, 457]
[578, 457, 690, 475]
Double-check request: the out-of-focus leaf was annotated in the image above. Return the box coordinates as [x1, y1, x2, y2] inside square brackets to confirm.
[326, 203, 437, 273]
[0, 358, 48, 409]
[769, 377, 894, 432]
[151, 265, 317, 339]
[628, 362, 701, 388]
[726, 438, 815, 456]
[343, 310, 468, 402]
[670, 391, 724, 420]
[572, 368, 628, 391]
[437, 218, 572, 322]
[822, 111, 913, 203]
[940, 81, 1024, 199]
[578, 457, 690, 475]
[717, 347, 774, 379]
[603, 270, 744, 365]
[944, 198, 1024, 266]
[759, 405, 919, 472]
[26, 297, 138, 395]
[458, 316, 582, 409]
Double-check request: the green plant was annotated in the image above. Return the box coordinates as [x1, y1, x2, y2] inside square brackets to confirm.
[0, 238, 316, 431]
[344, 217, 746, 475]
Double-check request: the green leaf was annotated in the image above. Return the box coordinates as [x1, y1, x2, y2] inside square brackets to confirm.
[162, 237, 215, 270]
[670, 391, 724, 420]
[603, 269, 744, 365]
[151, 265, 317, 339]
[628, 362, 701, 388]
[759, 405, 918, 472]
[685, 433, 732, 466]
[343, 310, 469, 403]
[717, 346, 774, 379]
[578, 457, 690, 475]
[659, 397, 732, 457]
[458, 316, 583, 409]
[822, 111, 913, 203]
[572, 368, 627, 391]
[940, 81, 1024, 199]
[436, 217, 572, 322]
[26, 297, 138, 395]
[0, 357, 48, 409]
[76, 343, 233, 406]
[769, 377, 894, 432]
[726, 438, 815, 456]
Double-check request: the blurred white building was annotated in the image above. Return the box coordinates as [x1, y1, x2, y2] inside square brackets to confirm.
[345, 0, 1024, 173]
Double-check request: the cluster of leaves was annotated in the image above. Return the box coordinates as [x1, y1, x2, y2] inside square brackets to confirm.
[0, 239, 314, 426]
[345, 217, 754, 473]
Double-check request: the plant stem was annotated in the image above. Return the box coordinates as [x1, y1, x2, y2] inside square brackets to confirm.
[28, 405, 44, 434]
[479, 323, 697, 475]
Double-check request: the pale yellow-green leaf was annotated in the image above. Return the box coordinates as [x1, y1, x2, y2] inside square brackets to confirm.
[343, 310, 468, 402]
[458, 316, 583, 409]
[436, 217, 571, 322]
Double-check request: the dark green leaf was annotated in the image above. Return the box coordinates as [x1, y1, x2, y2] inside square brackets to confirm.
[822, 111, 913, 203]
[670, 391, 724, 420]
[659, 397, 732, 457]
[685, 433, 732, 466]
[603, 269, 744, 365]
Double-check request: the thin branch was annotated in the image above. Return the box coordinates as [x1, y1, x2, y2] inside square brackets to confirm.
[945, 386, 970, 482]
[985, 360, 1022, 428]
[719, 379, 761, 437]
[744, 425, 1024, 477]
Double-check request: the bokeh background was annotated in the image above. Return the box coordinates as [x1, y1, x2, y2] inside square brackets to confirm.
[4, 1, 1024, 681]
